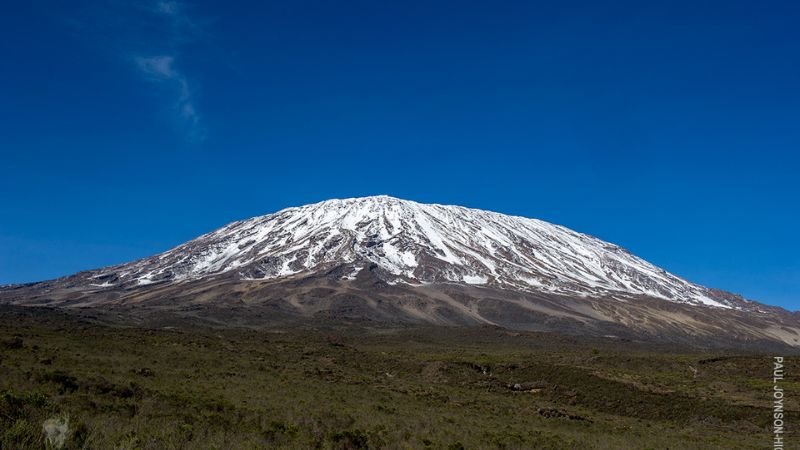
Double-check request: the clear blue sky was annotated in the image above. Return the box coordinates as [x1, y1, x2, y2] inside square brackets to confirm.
[1, 1, 798, 309]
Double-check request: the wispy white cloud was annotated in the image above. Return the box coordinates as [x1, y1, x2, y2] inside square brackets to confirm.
[151, 0, 203, 45]
[63, 0, 209, 140]
[156, 1, 179, 16]
[132, 1, 206, 141]
[135, 55, 203, 140]
[136, 55, 178, 79]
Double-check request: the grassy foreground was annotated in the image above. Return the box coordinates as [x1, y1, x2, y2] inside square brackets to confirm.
[0, 307, 796, 449]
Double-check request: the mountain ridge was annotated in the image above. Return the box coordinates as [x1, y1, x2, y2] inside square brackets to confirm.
[2, 195, 796, 348]
[46, 196, 745, 307]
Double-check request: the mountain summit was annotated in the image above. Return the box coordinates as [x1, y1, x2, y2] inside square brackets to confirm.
[84, 195, 734, 307]
[2, 196, 796, 348]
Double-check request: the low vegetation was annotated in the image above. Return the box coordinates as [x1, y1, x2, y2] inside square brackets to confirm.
[0, 306, 796, 449]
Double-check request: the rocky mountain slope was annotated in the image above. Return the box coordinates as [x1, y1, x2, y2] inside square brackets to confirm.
[2, 196, 797, 348]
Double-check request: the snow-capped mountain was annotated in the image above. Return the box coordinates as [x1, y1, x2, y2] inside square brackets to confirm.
[76, 196, 734, 308]
[5, 195, 799, 348]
